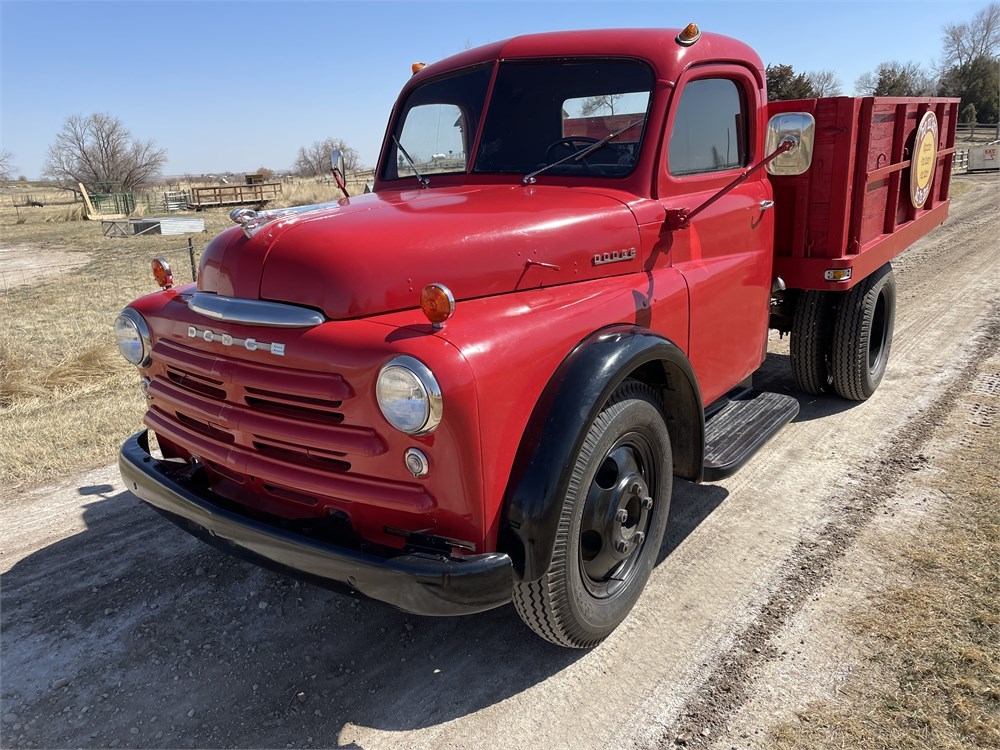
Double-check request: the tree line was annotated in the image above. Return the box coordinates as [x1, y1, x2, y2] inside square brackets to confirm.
[767, 2, 999, 126]
[24, 117, 362, 199]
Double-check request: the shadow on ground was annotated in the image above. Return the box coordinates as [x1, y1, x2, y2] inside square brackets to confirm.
[1, 470, 728, 749]
[756, 351, 860, 422]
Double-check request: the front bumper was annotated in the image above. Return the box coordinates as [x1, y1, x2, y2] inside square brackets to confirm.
[119, 430, 513, 616]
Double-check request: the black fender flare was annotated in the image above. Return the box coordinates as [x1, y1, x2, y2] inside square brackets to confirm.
[499, 325, 704, 582]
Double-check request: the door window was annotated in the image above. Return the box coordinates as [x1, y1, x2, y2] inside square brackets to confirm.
[668, 79, 748, 176]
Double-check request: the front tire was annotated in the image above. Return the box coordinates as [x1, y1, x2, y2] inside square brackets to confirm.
[512, 380, 672, 648]
[831, 263, 896, 401]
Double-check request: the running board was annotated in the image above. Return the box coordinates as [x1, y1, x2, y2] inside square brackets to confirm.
[702, 390, 799, 481]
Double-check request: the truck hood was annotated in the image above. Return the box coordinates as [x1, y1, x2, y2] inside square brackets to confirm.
[198, 185, 642, 321]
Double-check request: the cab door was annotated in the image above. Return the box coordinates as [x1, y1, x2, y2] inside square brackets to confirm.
[659, 66, 773, 406]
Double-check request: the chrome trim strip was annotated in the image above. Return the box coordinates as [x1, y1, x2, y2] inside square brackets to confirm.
[188, 293, 325, 328]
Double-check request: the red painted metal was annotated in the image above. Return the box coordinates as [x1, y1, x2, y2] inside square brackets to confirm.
[769, 96, 959, 291]
[122, 29, 958, 560]
[660, 62, 774, 404]
[246, 187, 646, 319]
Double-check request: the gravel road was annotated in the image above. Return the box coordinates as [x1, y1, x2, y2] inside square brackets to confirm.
[1, 174, 997, 749]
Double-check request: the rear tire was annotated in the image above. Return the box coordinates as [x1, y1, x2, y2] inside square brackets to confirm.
[790, 290, 834, 395]
[831, 263, 896, 401]
[512, 380, 672, 648]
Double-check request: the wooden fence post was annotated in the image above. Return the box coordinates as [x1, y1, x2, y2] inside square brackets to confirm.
[188, 238, 198, 282]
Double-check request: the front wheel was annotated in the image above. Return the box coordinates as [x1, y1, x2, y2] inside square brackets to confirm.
[512, 380, 672, 648]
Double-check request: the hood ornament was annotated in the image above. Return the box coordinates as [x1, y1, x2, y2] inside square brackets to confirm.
[229, 200, 346, 239]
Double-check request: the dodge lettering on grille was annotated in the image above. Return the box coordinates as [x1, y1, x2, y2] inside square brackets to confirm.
[187, 326, 286, 356]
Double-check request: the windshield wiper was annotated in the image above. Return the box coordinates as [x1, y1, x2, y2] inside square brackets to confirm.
[393, 135, 430, 186]
[522, 118, 645, 185]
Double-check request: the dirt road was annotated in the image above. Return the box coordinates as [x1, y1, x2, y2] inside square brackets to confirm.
[2, 174, 997, 750]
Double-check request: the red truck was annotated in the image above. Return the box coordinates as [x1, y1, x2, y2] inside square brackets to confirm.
[116, 26, 958, 648]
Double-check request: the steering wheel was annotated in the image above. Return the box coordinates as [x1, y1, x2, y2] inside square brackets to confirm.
[545, 136, 600, 165]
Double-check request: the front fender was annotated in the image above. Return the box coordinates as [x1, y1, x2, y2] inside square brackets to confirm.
[500, 326, 703, 581]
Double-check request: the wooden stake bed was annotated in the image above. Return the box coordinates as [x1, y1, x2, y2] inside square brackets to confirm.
[767, 96, 960, 291]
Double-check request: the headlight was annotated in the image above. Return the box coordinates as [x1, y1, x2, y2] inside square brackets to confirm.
[114, 308, 152, 366]
[376, 356, 442, 435]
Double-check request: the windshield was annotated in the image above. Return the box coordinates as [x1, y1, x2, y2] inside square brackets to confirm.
[383, 65, 492, 180]
[383, 59, 654, 181]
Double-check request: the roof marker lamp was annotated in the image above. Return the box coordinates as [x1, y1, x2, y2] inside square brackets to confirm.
[151, 256, 174, 289]
[676, 23, 701, 47]
[411, 62, 427, 75]
[420, 283, 456, 330]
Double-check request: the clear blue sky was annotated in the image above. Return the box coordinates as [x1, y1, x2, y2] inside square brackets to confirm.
[0, 0, 988, 178]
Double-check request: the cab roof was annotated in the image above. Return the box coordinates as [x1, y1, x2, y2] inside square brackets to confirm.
[409, 27, 765, 88]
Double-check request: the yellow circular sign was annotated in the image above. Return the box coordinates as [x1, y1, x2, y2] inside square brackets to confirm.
[910, 111, 938, 208]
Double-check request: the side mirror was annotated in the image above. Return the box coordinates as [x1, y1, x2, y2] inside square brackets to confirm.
[765, 113, 815, 176]
[330, 149, 346, 180]
[329, 149, 350, 198]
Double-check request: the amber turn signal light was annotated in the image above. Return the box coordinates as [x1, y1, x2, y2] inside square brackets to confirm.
[676, 23, 701, 46]
[420, 283, 456, 328]
[824, 268, 852, 282]
[152, 256, 174, 289]
[411, 62, 427, 75]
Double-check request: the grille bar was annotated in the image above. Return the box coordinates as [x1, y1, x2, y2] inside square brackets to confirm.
[146, 409, 434, 514]
[155, 340, 353, 402]
[148, 378, 385, 457]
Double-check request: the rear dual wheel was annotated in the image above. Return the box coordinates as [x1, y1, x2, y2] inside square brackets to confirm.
[789, 263, 896, 401]
[512, 380, 672, 648]
[790, 290, 835, 395]
[831, 264, 896, 401]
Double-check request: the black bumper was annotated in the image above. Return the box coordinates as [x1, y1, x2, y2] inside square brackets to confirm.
[119, 430, 513, 616]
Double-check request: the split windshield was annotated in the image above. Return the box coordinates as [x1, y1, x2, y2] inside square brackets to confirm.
[383, 59, 654, 181]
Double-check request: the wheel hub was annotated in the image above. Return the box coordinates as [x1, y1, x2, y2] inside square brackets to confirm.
[610, 476, 650, 555]
[579, 439, 656, 595]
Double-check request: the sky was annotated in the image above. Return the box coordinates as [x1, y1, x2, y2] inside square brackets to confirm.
[0, 0, 989, 179]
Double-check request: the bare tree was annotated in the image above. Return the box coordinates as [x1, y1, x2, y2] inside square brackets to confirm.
[0, 149, 14, 189]
[43, 113, 166, 194]
[807, 70, 843, 97]
[579, 94, 624, 116]
[942, 2, 1000, 68]
[856, 61, 934, 96]
[294, 138, 360, 177]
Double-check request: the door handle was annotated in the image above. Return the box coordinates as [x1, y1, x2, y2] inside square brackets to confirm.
[759, 199, 775, 210]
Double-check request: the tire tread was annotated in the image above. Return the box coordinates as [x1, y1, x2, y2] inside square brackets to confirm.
[511, 380, 666, 648]
[831, 264, 895, 401]
[790, 290, 833, 395]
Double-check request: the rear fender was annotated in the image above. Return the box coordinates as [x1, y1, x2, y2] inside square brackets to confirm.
[499, 326, 703, 581]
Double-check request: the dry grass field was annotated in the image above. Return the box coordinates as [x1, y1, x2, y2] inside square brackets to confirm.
[0, 177, 356, 489]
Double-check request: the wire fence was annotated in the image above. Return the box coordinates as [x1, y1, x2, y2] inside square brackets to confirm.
[955, 122, 1000, 139]
[0, 239, 201, 297]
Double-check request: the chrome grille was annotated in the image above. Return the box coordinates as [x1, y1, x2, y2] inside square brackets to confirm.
[144, 340, 433, 518]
